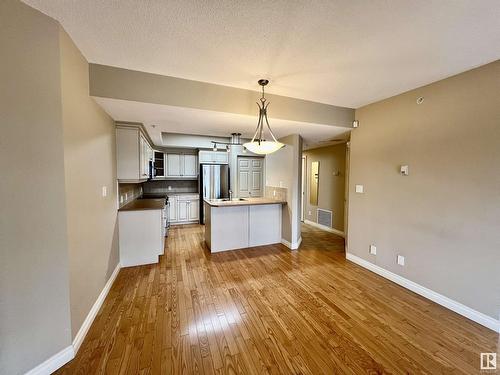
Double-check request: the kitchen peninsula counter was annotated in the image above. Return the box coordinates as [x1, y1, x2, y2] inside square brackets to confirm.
[204, 198, 285, 253]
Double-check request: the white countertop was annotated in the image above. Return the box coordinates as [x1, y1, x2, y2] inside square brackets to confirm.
[204, 197, 286, 207]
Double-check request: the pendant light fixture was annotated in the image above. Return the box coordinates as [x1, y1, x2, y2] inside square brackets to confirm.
[243, 79, 284, 155]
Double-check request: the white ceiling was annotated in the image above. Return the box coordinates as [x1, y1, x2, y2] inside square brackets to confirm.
[24, 0, 500, 108]
[94, 97, 350, 149]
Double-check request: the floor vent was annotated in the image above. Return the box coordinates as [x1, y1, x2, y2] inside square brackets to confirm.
[317, 208, 333, 227]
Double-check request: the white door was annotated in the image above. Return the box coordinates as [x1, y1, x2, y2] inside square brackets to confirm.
[188, 199, 199, 221]
[169, 197, 178, 223]
[238, 158, 263, 197]
[250, 159, 263, 197]
[238, 158, 250, 197]
[166, 153, 181, 177]
[183, 154, 198, 177]
[178, 200, 189, 221]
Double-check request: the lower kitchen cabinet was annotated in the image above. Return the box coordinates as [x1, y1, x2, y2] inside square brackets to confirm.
[169, 194, 199, 225]
[118, 209, 164, 267]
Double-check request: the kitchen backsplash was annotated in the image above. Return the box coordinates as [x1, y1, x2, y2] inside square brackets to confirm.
[143, 180, 198, 195]
[118, 183, 142, 208]
[265, 186, 287, 201]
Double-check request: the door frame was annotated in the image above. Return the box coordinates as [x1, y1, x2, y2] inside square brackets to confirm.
[301, 155, 306, 222]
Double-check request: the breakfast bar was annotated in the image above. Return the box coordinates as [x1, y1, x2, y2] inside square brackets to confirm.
[204, 197, 286, 252]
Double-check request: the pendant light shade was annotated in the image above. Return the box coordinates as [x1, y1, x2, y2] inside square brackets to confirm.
[243, 79, 284, 155]
[244, 140, 284, 155]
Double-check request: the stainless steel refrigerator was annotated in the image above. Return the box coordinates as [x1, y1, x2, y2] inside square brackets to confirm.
[199, 164, 230, 224]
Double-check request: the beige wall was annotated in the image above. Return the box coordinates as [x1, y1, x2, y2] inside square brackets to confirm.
[0, 1, 72, 373]
[265, 135, 303, 246]
[59, 29, 120, 338]
[303, 144, 346, 232]
[90, 64, 354, 128]
[348, 61, 500, 319]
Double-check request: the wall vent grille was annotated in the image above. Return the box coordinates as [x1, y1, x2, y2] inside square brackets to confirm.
[317, 208, 333, 228]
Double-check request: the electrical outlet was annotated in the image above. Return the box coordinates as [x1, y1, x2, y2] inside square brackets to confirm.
[369, 245, 377, 255]
[355, 184, 364, 193]
[102, 186, 107, 197]
[397, 255, 405, 266]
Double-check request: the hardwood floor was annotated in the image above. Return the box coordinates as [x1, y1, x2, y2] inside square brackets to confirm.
[57, 224, 498, 374]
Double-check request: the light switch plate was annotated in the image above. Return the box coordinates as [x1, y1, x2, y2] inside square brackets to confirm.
[397, 255, 405, 266]
[369, 245, 377, 255]
[355, 184, 364, 193]
[102, 186, 107, 197]
[400, 165, 409, 176]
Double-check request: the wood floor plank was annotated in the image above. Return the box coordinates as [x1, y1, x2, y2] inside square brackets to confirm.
[56, 224, 498, 374]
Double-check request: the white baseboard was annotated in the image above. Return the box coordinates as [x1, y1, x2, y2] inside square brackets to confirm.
[281, 236, 302, 250]
[304, 219, 345, 238]
[346, 253, 500, 333]
[24, 345, 74, 375]
[24, 263, 121, 374]
[73, 262, 121, 353]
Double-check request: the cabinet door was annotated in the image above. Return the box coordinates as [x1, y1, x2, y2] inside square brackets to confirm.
[183, 154, 198, 177]
[188, 199, 199, 221]
[169, 197, 178, 222]
[178, 200, 189, 221]
[214, 152, 229, 163]
[166, 153, 181, 176]
[139, 136, 146, 178]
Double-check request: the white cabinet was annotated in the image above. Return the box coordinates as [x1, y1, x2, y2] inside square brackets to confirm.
[169, 197, 178, 222]
[198, 150, 229, 164]
[169, 194, 199, 224]
[139, 135, 152, 179]
[166, 153, 182, 177]
[189, 199, 199, 221]
[116, 126, 153, 182]
[118, 209, 164, 267]
[177, 199, 189, 222]
[166, 153, 198, 178]
[184, 154, 198, 177]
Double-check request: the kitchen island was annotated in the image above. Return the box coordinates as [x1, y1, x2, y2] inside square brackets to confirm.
[204, 197, 286, 252]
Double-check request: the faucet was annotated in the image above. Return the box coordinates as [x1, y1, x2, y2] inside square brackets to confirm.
[229, 190, 233, 200]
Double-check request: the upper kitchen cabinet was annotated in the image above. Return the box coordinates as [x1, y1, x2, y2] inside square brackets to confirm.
[198, 150, 229, 164]
[154, 151, 165, 178]
[116, 124, 153, 183]
[165, 152, 198, 178]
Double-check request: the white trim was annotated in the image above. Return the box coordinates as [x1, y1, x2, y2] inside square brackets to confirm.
[24, 346, 74, 375]
[72, 263, 121, 353]
[346, 253, 500, 333]
[281, 236, 302, 250]
[304, 219, 345, 238]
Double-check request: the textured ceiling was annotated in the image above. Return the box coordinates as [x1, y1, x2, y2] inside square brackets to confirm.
[23, 0, 500, 108]
[94, 97, 350, 149]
